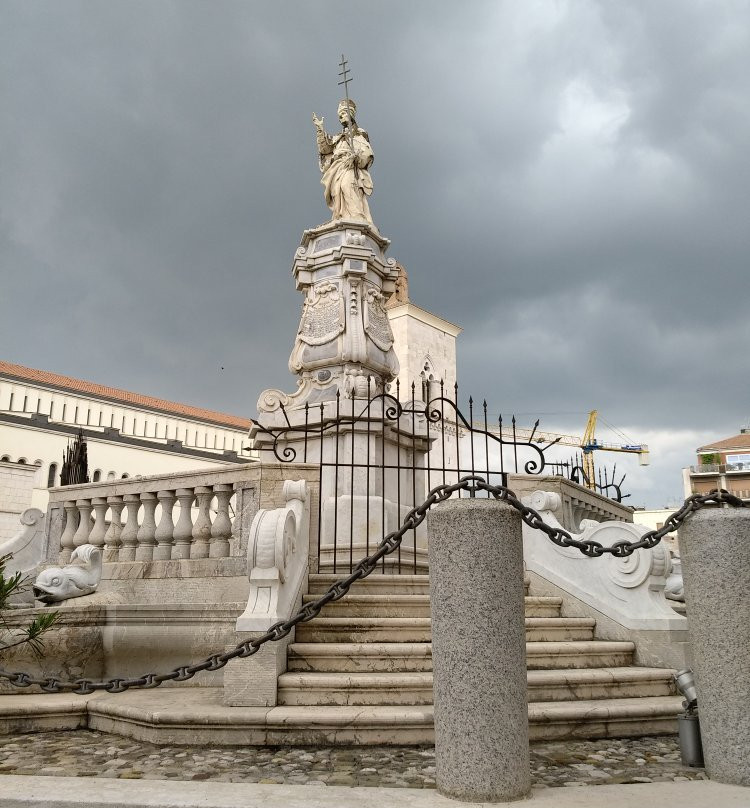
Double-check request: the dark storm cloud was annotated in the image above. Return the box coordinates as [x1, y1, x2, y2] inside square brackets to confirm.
[2, 1, 749, 506]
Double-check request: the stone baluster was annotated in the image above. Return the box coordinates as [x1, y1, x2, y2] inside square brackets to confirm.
[172, 488, 195, 560]
[104, 495, 124, 562]
[119, 494, 141, 562]
[191, 486, 213, 559]
[59, 500, 79, 563]
[135, 492, 158, 561]
[88, 497, 108, 550]
[73, 499, 93, 548]
[154, 490, 177, 561]
[209, 484, 233, 558]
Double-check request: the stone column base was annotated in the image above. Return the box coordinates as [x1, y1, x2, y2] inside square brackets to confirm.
[222, 631, 292, 707]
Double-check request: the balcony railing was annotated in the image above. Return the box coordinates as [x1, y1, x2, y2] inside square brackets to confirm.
[690, 463, 750, 474]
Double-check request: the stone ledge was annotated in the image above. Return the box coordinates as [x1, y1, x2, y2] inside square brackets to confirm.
[0, 688, 682, 746]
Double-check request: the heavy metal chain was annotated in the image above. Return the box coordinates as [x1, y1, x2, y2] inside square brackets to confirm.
[0, 478, 745, 695]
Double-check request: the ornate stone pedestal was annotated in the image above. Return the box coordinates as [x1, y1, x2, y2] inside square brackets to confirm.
[256, 219, 400, 422]
[253, 219, 433, 570]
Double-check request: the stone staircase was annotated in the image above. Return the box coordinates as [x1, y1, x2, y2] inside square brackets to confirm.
[279, 573, 682, 741]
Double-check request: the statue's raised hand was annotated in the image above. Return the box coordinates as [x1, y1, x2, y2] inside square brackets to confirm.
[312, 112, 325, 130]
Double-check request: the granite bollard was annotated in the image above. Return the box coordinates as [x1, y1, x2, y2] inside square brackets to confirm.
[679, 507, 750, 787]
[428, 497, 530, 802]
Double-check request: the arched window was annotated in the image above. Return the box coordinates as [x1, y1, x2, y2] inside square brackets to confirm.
[420, 357, 437, 403]
[47, 463, 58, 488]
[93, 469, 102, 482]
[107, 471, 116, 480]
[1, 455, 11, 462]
[17, 457, 27, 465]
[121, 473, 129, 479]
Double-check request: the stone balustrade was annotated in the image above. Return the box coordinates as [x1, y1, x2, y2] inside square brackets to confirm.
[44, 464, 320, 566]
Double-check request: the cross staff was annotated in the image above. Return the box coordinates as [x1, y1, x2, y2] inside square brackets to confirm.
[338, 54, 358, 176]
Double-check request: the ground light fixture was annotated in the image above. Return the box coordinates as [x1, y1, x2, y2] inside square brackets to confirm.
[674, 669, 703, 767]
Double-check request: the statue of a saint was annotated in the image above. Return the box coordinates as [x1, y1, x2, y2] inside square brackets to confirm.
[312, 99, 374, 227]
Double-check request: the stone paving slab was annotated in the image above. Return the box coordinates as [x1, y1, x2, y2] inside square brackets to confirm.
[0, 775, 747, 808]
[0, 730, 709, 789]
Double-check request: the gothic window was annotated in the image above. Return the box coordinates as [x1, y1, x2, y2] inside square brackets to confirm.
[420, 358, 437, 403]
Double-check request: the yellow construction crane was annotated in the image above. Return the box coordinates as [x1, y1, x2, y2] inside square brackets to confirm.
[500, 410, 650, 492]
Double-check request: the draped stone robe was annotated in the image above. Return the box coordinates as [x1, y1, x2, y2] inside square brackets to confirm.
[318, 127, 374, 226]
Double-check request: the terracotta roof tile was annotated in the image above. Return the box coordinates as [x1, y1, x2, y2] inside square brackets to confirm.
[697, 432, 750, 452]
[0, 360, 252, 430]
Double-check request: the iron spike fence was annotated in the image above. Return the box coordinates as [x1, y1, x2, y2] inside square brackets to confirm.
[252, 379, 594, 574]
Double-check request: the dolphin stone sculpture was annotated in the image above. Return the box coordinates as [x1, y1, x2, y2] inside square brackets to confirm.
[33, 544, 102, 604]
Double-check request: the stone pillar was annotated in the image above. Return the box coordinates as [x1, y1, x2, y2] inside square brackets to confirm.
[59, 500, 78, 563]
[191, 486, 213, 559]
[679, 507, 750, 786]
[210, 484, 233, 558]
[135, 492, 157, 561]
[119, 494, 140, 562]
[103, 496, 124, 562]
[428, 497, 530, 803]
[154, 490, 176, 561]
[172, 488, 195, 560]
[88, 497, 108, 550]
[73, 499, 93, 548]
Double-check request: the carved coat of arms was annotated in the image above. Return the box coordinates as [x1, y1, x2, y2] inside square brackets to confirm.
[364, 288, 394, 352]
[297, 282, 345, 346]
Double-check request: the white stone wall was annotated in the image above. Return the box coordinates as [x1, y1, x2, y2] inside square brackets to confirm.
[387, 303, 461, 399]
[0, 378, 246, 454]
[0, 420, 247, 515]
[0, 460, 37, 541]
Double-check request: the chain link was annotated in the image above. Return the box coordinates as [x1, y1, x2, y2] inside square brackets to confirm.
[1, 478, 744, 694]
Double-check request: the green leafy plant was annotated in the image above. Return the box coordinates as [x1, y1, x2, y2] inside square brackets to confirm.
[0, 554, 59, 657]
[699, 453, 720, 466]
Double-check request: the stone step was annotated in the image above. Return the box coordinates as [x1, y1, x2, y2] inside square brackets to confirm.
[307, 573, 531, 596]
[302, 593, 432, 618]
[287, 640, 635, 673]
[308, 573, 430, 596]
[278, 671, 434, 705]
[302, 593, 562, 619]
[294, 616, 594, 644]
[288, 642, 432, 673]
[526, 641, 635, 669]
[527, 696, 682, 741]
[295, 617, 432, 643]
[0, 690, 682, 745]
[526, 666, 676, 702]
[277, 666, 676, 707]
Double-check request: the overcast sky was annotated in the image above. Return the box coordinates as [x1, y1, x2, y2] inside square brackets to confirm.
[2, 1, 749, 507]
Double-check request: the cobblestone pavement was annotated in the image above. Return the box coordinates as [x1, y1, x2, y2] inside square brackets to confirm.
[0, 731, 707, 789]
